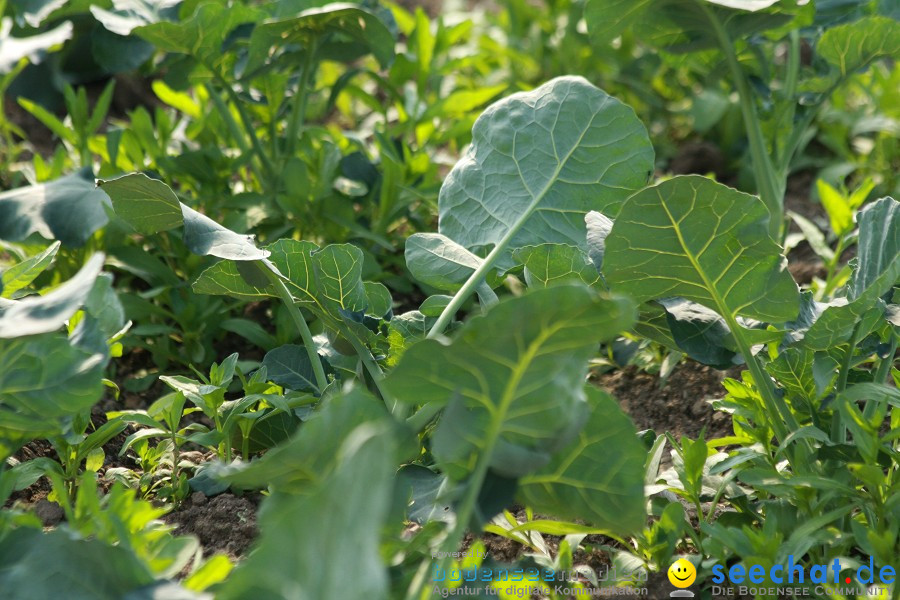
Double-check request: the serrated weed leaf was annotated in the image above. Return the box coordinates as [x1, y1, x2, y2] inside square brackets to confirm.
[0, 241, 60, 299]
[438, 76, 653, 270]
[603, 175, 800, 323]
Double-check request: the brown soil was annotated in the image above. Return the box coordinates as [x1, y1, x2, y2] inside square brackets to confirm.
[163, 492, 259, 560]
[668, 140, 729, 181]
[594, 361, 740, 441]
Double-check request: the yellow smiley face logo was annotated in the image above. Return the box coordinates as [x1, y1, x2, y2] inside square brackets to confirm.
[667, 558, 696, 588]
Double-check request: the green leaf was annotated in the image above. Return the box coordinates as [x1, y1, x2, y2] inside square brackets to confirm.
[512, 244, 601, 289]
[0, 253, 104, 338]
[134, 2, 262, 65]
[585, 210, 614, 273]
[236, 410, 302, 454]
[0, 528, 152, 599]
[603, 175, 800, 323]
[181, 205, 269, 261]
[396, 464, 453, 524]
[0, 333, 105, 461]
[419, 296, 452, 317]
[83, 273, 126, 340]
[659, 297, 737, 368]
[0, 240, 60, 298]
[787, 210, 835, 262]
[363, 281, 392, 318]
[123, 582, 211, 600]
[223, 387, 391, 492]
[850, 197, 900, 300]
[389, 310, 435, 340]
[406, 232, 488, 292]
[0, 18, 73, 73]
[438, 76, 653, 270]
[584, 0, 653, 44]
[261, 344, 321, 393]
[518, 387, 645, 534]
[98, 173, 183, 235]
[585, 0, 805, 53]
[0, 169, 109, 246]
[310, 243, 367, 313]
[220, 418, 395, 600]
[766, 347, 838, 402]
[816, 179, 853, 237]
[383, 284, 635, 479]
[219, 318, 277, 351]
[183, 555, 232, 592]
[818, 16, 900, 77]
[246, 3, 395, 72]
[801, 197, 900, 349]
[90, 0, 180, 36]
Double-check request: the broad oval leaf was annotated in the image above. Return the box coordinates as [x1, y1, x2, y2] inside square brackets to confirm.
[0, 253, 105, 338]
[99, 172, 183, 235]
[658, 297, 737, 368]
[512, 244, 601, 289]
[585, 0, 806, 53]
[222, 387, 391, 493]
[818, 16, 900, 77]
[406, 232, 486, 292]
[603, 175, 800, 323]
[220, 416, 395, 600]
[800, 196, 900, 349]
[438, 76, 653, 269]
[0, 169, 109, 246]
[310, 243, 367, 313]
[181, 205, 269, 261]
[246, 3, 395, 72]
[90, 0, 180, 36]
[134, 2, 262, 65]
[0, 528, 153, 599]
[383, 284, 636, 479]
[518, 387, 645, 534]
[0, 18, 73, 73]
[0, 333, 105, 460]
[261, 344, 322, 393]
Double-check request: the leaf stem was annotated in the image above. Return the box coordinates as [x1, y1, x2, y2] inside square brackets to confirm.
[775, 30, 801, 167]
[285, 44, 317, 160]
[206, 83, 264, 185]
[336, 323, 402, 416]
[701, 3, 783, 238]
[406, 427, 494, 600]
[428, 210, 531, 337]
[210, 70, 277, 182]
[263, 268, 330, 392]
[723, 314, 795, 443]
[864, 331, 897, 420]
[832, 323, 861, 442]
[822, 234, 849, 299]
